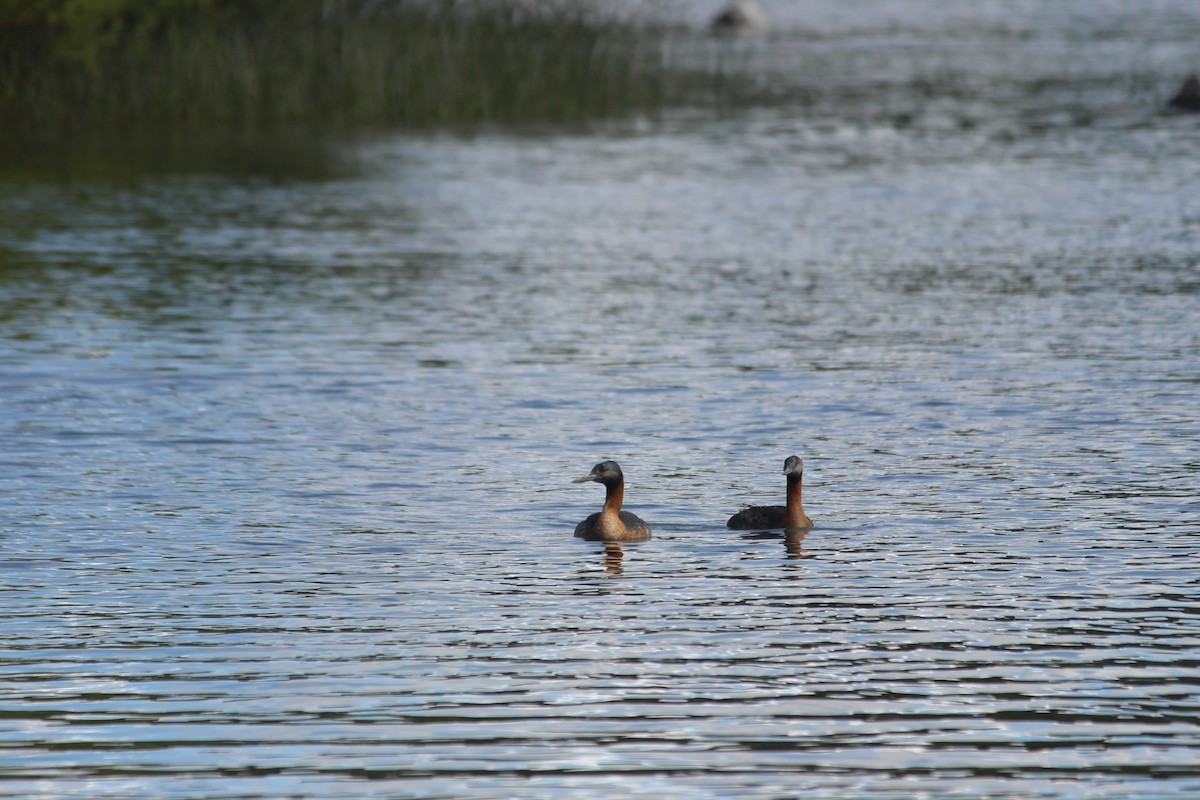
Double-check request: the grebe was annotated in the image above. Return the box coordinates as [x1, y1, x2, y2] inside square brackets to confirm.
[710, 0, 769, 32]
[727, 455, 813, 530]
[1169, 74, 1200, 112]
[572, 460, 652, 541]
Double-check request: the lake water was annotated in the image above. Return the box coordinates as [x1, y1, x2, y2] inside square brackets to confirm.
[2, 1, 1199, 797]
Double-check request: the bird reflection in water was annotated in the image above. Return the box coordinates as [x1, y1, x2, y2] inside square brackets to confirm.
[573, 541, 627, 576]
[783, 527, 807, 559]
[740, 526, 810, 560]
[602, 541, 624, 574]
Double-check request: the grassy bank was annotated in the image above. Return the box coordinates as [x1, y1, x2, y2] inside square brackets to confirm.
[0, 0, 672, 139]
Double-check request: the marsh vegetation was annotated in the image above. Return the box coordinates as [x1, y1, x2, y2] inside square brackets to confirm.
[0, 0, 679, 139]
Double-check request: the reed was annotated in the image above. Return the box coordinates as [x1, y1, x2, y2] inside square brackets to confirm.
[0, 0, 671, 138]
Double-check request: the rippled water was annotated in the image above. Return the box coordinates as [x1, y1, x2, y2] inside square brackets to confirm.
[2, 2, 1200, 797]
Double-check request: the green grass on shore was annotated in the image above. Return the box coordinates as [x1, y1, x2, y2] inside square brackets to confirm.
[0, 0, 674, 139]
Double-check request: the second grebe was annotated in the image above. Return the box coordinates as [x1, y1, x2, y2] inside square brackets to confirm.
[572, 460, 652, 541]
[727, 455, 813, 530]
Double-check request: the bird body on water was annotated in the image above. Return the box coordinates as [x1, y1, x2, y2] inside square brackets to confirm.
[573, 460, 652, 541]
[727, 455, 812, 530]
[710, 0, 769, 32]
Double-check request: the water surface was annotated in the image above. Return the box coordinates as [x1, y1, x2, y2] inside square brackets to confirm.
[2, 2, 1199, 797]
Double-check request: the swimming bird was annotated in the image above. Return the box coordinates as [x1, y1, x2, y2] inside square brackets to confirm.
[710, 0, 770, 33]
[1168, 74, 1200, 112]
[573, 460, 652, 541]
[727, 455, 812, 530]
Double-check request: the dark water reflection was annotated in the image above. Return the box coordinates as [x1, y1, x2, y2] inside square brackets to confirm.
[2, 2, 1200, 798]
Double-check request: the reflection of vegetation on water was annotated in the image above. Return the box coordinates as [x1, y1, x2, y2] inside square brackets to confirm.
[0, 0, 669, 138]
[0, 128, 360, 180]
